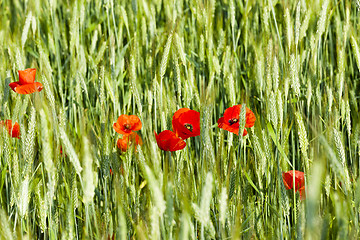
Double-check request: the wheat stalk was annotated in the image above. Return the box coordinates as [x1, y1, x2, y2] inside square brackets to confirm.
[21, 11, 32, 48]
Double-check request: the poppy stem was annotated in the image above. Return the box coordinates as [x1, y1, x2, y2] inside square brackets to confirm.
[275, 148, 284, 237]
[236, 133, 243, 202]
[161, 151, 165, 183]
[291, 130, 297, 224]
[237, 129, 244, 168]
[163, 152, 170, 185]
[168, 151, 172, 170]
[168, 151, 173, 183]
[29, 93, 35, 107]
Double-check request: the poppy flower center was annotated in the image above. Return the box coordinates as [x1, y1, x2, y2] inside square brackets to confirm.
[228, 118, 238, 125]
[184, 123, 193, 132]
[124, 124, 131, 130]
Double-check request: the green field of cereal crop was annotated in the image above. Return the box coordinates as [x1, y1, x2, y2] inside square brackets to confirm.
[1, 0, 360, 239]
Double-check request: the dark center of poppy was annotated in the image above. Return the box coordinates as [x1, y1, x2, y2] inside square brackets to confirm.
[124, 124, 131, 130]
[228, 118, 238, 125]
[184, 123, 193, 132]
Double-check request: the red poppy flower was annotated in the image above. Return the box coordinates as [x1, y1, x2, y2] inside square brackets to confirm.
[113, 115, 142, 135]
[282, 170, 305, 198]
[154, 130, 186, 151]
[9, 68, 43, 94]
[0, 120, 20, 139]
[117, 132, 143, 152]
[172, 108, 200, 139]
[217, 105, 256, 136]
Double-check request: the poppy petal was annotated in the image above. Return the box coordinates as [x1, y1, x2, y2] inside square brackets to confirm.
[117, 137, 129, 152]
[299, 186, 306, 200]
[223, 105, 241, 125]
[11, 122, 21, 139]
[10, 82, 43, 94]
[172, 108, 190, 138]
[113, 115, 142, 135]
[134, 133, 143, 145]
[113, 122, 122, 134]
[113, 115, 132, 135]
[129, 115, 142, 131]
[245, 108, 256, 128]
[282, 170, 305, 192]
[242, 129, 248, 136]
[117, 115, 131, 123]
[218, 105, 256, 136]
[178, 110, 200, 134]
[0, 120, 20, 139]
[128, 132, 143, 146]
[18, 68, 36, 85]
[217, 117, 239, 135]
[173, 108, 190, 120]
[155, 130, 186, 152]
[172, 108, 200, 139]
[217, 117, 225, 127]
[170, 137, 187, 151]
[117, 132, 142, 152]
[282, 172, 293, 190]
[9, 82, 21, 92]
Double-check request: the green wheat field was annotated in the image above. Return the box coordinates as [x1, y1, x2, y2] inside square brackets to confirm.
[1, 0, 360, 239]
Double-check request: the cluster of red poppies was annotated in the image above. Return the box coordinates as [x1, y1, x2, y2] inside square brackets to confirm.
[1, 68, 43, 139]
[112, 105, 258, 153]
[111, 106, 305, 199]
[2, 68, 306, 200]
[155, 108, 200, 151]
[113, 115, 143, 152]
